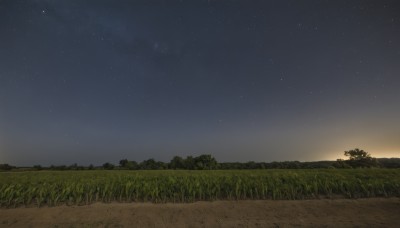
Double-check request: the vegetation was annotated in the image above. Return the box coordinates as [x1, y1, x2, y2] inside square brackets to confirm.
[1, 149, 400, 172]
[342, 148, 380, 168]
[0, 149, 398, 208]
[0, 169, 399, 207]
[0, 164, 15, 171]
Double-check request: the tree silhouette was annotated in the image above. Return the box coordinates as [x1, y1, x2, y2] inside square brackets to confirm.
[102, 162, 115, 170]
[170, 156, 185, 169]
[119, 159, 128, 167]
[344, 148, 371, 160]
[344, 148, 379, 168]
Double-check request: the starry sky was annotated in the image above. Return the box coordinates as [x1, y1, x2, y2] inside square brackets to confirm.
[1, 0, 399, 166]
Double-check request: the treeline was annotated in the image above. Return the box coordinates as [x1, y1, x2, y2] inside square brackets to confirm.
[0, 164, 15, 171]
[93, 154, 218, 170]
[1, 155, 400, 171]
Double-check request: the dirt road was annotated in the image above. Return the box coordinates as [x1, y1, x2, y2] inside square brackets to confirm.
[1, 198, 399, 227]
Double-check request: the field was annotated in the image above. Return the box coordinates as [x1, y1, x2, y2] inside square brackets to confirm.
[1, 169, 399, 208]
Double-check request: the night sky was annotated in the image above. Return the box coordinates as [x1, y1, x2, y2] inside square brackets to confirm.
[1, 0, 399, 166]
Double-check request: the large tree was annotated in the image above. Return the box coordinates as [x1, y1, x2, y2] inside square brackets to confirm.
[102, 162, 115, 170]
[119, 159, 129, 167]
[170, 156, 185, 169]
[194, 154, 218, 170]
[344, 148, 379, 168]
[344, 148, 371, 160]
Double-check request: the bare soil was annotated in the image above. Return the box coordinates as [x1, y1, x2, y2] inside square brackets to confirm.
[1, 198, 399, 227]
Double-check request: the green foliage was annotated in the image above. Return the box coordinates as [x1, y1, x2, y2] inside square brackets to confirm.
[119, 159, 128, 167]
[140, 159, 166, 170]
[344, 148, 380, 168]
[377, 158, 400, 168]
[0, 169, 399, 207]
[184, 156, 195, 170]
[169, 156, 185, 169]
[121, 154, 218, 170]
[102, 163, 115, 170]
[4, 153, 399, 172]
[0, 164, 15, 171]
[125, 161, 139, 170]
[193, 154, 218, 170]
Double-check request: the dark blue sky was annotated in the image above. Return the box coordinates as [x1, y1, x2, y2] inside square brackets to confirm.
[1, 0, 399, 166]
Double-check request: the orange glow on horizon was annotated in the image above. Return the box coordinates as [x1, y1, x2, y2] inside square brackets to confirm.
[323, 150, 400, 161]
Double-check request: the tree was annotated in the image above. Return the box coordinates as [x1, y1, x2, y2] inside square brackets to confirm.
[344, 148, 379, 168]
[0, 164, 15, 171]
[125, 161, 139, 170]
[194, 154, 218, 170]
[344, 148, 371, 160]
[119, 159, 128, 168]
[169, 156, 185, 169]
[377, 158, 400, 168]
[334, 159, 352, 168]
[102, 162, 115, 170]
[184, 156, 195, 170]
[140, 159, 158, 170]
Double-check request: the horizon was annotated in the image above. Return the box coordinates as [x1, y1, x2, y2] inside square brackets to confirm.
[7, 157, 400, 168]
[1, 1, 400, 166]
[3, 152, 400, 167]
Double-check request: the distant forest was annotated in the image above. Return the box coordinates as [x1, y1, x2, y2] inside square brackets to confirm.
[1, 153, 400, 171]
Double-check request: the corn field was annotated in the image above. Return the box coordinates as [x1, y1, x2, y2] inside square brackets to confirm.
[0, 169, 399, 207]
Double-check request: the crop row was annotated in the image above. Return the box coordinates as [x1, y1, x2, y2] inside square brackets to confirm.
[0, 169, 399, 207]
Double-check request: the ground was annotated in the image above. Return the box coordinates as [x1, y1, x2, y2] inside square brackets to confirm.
[1, 198, 399, 227]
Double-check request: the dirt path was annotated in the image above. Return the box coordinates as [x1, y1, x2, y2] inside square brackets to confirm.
[1, 198, 399, 227]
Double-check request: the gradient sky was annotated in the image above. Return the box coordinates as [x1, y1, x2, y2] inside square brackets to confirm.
[1, 0, 399, 166]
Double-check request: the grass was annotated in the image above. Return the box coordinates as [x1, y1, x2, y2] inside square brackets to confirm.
[0, 169, 399, 207]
